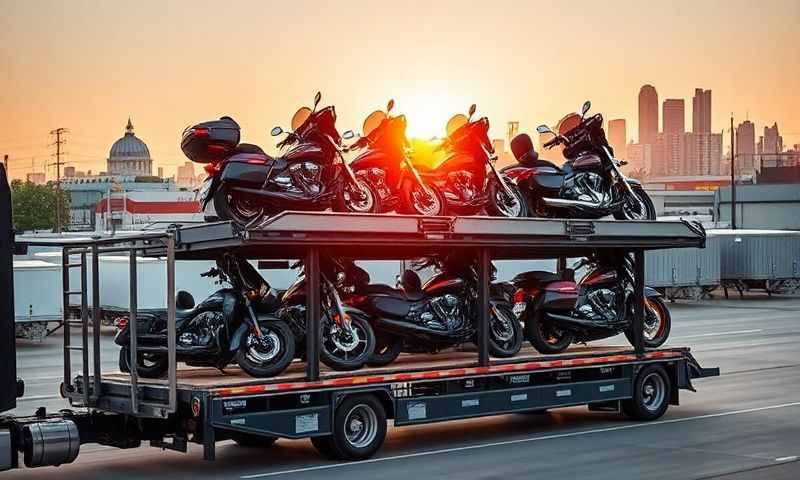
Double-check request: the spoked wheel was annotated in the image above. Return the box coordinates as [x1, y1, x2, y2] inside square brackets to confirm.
[625, 297, 672, 348]
[118, 347, 168, 378]
[335, 179, 381, 213]
[614, 185, 656, 220]
[366, 335, 403, 367]
[236, 322, 295, 378]
[526, 310, 575, 354]
[486, 179, 528, 218]
[488, 304, 523, 357]
[213, 186, 264, 226]
[320, 314, 376, 371]
[311, 394, 387, 461]
[622, 365, 671, 420]
[400, 180, 446, 216]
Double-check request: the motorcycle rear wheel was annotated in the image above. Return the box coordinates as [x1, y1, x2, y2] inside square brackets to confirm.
[213, 186, 264, 226]
[118, 347, 168, 378]
[366, 335, 403, 367]
[525, 310, 575, 354]
[236, 322, 295, 378]
[486, 179, 528, 218]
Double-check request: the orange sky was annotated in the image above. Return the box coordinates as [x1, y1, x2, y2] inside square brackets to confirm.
[1, 0, 798, 179]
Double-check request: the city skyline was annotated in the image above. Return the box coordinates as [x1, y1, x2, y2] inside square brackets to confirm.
[2, 0, 799, 180]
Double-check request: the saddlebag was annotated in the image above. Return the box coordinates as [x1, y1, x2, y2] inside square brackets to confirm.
[181, 117, 241, 163]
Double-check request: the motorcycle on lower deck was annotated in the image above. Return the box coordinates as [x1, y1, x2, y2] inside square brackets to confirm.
[337, 255, 523, 367]
[502, 101, 656, 220]
[184, 91, 379, 226]
[114, 253, 296, 378]
[512, 254, 671, 354]
[347, 99, 446, 216]
[411, 104, 528, 217]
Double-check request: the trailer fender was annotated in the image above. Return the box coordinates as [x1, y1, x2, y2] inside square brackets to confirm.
[332, 387, 395, 419]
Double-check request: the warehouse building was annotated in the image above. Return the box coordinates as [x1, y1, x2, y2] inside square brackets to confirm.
[714, 184, 800, 230]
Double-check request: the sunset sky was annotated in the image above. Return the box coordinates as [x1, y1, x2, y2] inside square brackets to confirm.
[1, 0, 798, 179]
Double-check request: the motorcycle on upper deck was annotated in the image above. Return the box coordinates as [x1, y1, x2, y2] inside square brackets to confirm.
[502, 101, 656, 220]
[184, 92, 379, 226]
[347, 99, 446, 215]
[411, 104, 528, 217]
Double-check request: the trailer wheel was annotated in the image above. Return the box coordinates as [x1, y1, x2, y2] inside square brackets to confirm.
[231, 433, 278, 448]
[622, 365, 671, 421]
[315, 394, 387, 460]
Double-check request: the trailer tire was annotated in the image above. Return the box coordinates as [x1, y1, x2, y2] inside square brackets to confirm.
[324, 394, 387, 460]
[622, 365, 671, 421]
[231, 433, 278, 448]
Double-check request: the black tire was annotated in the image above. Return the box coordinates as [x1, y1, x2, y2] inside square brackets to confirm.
[625, 297, 672, 348]
[236, 322, 295, 378]
[488, 304, 523, 357]
[526, 310, 575, 354]
[213, 185, 264, 226]
[118, 347, 168, 378]
[400, 179, 446, 216]
[333, 179, 381, 214]
[319, 394, 387, 461]
[622, 365, 671, 420]
[614, 185, 656, 220]
[230, 433, 278, 448]
[366, 335, 403, 367]
[320, 314, 376, 371]
[486, 178, 529, 218]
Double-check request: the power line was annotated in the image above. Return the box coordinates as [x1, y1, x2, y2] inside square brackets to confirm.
[49, 127, 69, 233]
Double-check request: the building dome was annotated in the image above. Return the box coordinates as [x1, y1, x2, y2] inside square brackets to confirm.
[107, 119, 153, 176]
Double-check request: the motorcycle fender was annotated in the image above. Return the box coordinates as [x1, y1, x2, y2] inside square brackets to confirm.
[228, 323, 250, 353]
[625, 177, 642, 187]
[644, 286, 661, 298]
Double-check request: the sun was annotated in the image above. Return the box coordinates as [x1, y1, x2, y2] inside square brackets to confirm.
[400, 90, 465, 140]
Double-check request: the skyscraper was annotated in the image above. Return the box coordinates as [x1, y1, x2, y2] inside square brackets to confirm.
[607, 119, 626, 160]
[692, 88, 712, 133]
[662, 99, 685, 134]
[686, 132, 723, 175]
[735, 120, 756, 173]
[758, 123, 784, 169]
[638, 85, 659, 144]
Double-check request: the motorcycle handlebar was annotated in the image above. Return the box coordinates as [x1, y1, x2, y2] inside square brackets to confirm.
[543, 136, 562, 149]
[200, 267, 219, 278]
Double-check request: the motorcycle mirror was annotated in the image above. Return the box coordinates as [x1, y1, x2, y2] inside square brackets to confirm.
[387, 99, 395, 113]
[270, 126, 284, 137]
[468, 104, 477, 119]
[536, 124, 553, 135]
[581, 100, 591, 117]
[313, 91, 322, 110]
[342, 130, 355, 140]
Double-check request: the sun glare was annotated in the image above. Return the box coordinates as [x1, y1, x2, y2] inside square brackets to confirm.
[400, 90, 465, 140]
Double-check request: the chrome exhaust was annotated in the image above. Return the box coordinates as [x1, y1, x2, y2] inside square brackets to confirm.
[542, 197, 602, 209]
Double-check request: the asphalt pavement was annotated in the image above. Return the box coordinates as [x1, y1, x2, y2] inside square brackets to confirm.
[5, 293, 800, 479]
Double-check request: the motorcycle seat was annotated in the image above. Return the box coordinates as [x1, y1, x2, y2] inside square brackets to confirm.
[399, 269, 425, 301]
[511, 270, 561, 287]
[234, 143, 267, 155]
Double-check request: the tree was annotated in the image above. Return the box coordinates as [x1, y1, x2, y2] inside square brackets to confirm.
[10, 180, 71, 232]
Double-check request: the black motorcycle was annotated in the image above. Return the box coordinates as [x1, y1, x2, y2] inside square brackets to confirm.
[347, 99, 446, 215]
[278, 260, 376, 371]
[115, 254, 295, 378]
[502, 101, 656, 220]
[338, 255, 523, 367]
[512, 255, 671, 354]
[185, 92, 379, 226]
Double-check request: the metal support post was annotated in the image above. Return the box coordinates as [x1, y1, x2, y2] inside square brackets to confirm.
[306, 247, 321, 381]
[61, 247, 71, 391]
[166, 235, 177, 413]
[557, 257, 567, 275]
[129, 247, 139, 413]
[91, 244, 101, 401]
[632, 250, 645, 355]
[79, 251, 89, 406]
[477, 248, 491, 367]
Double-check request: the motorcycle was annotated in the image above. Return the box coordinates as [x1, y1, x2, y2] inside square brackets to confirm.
[347, 99, 446, 215]
[512, 255, 671, 354]
[411, 104, 528, 217]
[278, 259, 376, 371]
[114, 253, 295, 378]
[502, 101, 656, 220]
[185, 91, 379, 226]
[338, 255, 523, 367]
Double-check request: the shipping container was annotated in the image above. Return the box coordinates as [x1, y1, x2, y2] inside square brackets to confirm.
[713, 229, 800, 295]
[645, 234, 721, 299]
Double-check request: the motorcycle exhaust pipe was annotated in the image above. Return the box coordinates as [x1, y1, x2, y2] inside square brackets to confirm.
[545, 312, 602, 329]
[541, 197, 602, 209]
[373, 317, 462, 339]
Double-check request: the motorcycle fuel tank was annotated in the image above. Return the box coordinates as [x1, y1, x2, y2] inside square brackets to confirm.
[423, 276, 464, 296]
[364, 295, 412, 319]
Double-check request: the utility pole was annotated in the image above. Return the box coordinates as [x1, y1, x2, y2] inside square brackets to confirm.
[729, 116, 736, 230]
[49, 128, 69, 233]
[2, 155, 7, 171]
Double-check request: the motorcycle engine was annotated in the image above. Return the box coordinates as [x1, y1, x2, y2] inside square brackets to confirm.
[416, 294, 465, 332]
[447, 171, 476, 201]
[178, 311, 222, 347]
[366, 168, 391, 200]
[561, 171, 606, 204]
[273, 162, 323, 194]
[575, 287, 618, 324]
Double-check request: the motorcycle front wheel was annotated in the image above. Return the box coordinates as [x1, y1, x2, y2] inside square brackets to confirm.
[236, 322, 295, 378]
[486, 179, 528, 218]
[333, 179, 381, 214]
[614, 185, 656, 220]
[399, 180, 446, 216]
[488, 304, 524, 357]
[213, 185, 265, 226]
[320, 314, 376, 371]
[625, 297, 672, 348]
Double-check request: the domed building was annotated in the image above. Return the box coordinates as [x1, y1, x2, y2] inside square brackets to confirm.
[107, 118, 153, 176]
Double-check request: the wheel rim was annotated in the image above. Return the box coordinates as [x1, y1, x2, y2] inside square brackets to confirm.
[622, 190, 648, 220]
[324, 322, 369, 361]
[491, 308, 515, 344]
[226, 192, 262, 222]
[411, 185, 442, 216]
[344, 404, 378, 448]
[245, 329, 282, 364]
[495, 187, 522, 217]
[344, 181, 375, 213]
[538, 320, 568, 346]
[640, 372, 666, 412]
[643, 299, 665, 341]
